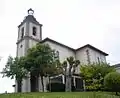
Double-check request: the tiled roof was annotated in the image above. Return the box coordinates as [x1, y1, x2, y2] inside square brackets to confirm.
[112, 64, 120, 68]
[18, 15, 42, 27]
[41, 37, 108, 56]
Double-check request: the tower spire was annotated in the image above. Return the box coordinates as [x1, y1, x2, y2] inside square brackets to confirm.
[28, 8, 34, 15]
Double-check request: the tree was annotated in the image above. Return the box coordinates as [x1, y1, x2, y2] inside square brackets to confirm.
[24, 43, 60, 92]
[80, 63, 115, 91]
[1, 56, 27, 92]
[60, 56, 80, 92]
[43, 59, 61, 92]
[104, 72, 120, 95]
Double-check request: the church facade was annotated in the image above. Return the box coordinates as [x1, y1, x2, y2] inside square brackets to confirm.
[15, 9, 108, 92]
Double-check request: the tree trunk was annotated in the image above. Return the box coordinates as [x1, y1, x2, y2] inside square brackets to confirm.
[48, 76, 51, 92]
[64, 67, 67, 91]
[65, 68, 72, 92]
[116, 92, 118, 95]
[41, 76, 44, 92]
[36, 76, 39, 92]
[65, 75, 72, 92]
[17, 80, 22, 92]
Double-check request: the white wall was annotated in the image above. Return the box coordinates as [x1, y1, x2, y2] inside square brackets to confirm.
[76, 47, 88, 65]
[18, 23, 26, 40]
[29, 39, 38, 48]
[88, 48, 106, 63]
[17, 22, 41, 57]
[76, 47, 106, 64]
[116, 67, 120, 73]
[75, 47, 88, 74]
[17, 40, 25, 57]
[75, 47, 107, 74]
[43, 41, 75, 62]
[29, 23, 41, 40]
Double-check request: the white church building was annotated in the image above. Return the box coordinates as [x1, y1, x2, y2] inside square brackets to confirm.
[14, 8, 108, 92]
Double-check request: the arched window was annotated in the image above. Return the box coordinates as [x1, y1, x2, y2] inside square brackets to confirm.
[54, 51, 59, 59]
[21, 27, 24, 39]
[32, 27, 37, 36]
[56, 51, 59, 58]
[97, 57, 100, 64]
[86, 49, 90, 64]
[20, 44, 23, 48]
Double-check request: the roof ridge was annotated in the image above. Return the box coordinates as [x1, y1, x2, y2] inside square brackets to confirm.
[18, 15, 42, 27]
[41, 37, 108, 56]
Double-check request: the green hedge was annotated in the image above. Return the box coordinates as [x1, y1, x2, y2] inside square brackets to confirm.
[104, 72, 120, 93]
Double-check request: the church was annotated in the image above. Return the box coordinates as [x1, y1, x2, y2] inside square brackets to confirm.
[15, 8, 108, 92]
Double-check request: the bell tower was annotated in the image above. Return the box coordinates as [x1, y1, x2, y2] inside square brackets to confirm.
[15, 8, 42, 92]
[16, 8, 42, 57]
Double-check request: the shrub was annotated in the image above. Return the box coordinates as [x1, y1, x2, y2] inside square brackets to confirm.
[104, 72, 120, 95]
[80, 63, 115, 91]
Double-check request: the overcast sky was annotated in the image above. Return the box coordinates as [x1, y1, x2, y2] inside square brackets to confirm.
[0, 0, 120, 93]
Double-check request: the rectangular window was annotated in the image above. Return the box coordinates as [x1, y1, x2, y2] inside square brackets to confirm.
[97, 57, 100, 64]
[32, 27, 37, 36]
[21, 27, 24, 39]
[86, 49, 90, 64]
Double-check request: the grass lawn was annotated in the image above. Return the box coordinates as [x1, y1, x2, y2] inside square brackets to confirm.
[0, 92, 120, 98]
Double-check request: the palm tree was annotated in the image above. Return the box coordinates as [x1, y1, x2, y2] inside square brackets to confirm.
[62, 56, 80, 92]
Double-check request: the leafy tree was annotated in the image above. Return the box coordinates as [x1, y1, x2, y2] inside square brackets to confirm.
[80, 63, 115, 91]
[104, 72, 120, 95]
[1, 43, 60, 92]
[43, 59, 61, 92]
[60, 56, 80, 92]
[24, 43, 60, 92]
[1, 56, 27, 92]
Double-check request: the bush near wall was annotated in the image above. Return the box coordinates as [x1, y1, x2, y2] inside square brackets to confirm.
[104, 72, 120, 95]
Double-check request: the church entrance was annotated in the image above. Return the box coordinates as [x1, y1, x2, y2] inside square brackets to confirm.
[50, 74, 84, 91]
[30, 75, 39, 92]
[75, 78, 84, 91]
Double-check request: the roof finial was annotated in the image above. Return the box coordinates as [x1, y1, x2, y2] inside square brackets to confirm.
[28, 8, 34, 15]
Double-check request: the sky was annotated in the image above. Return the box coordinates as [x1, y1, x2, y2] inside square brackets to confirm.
[0, 0, 120, 93]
